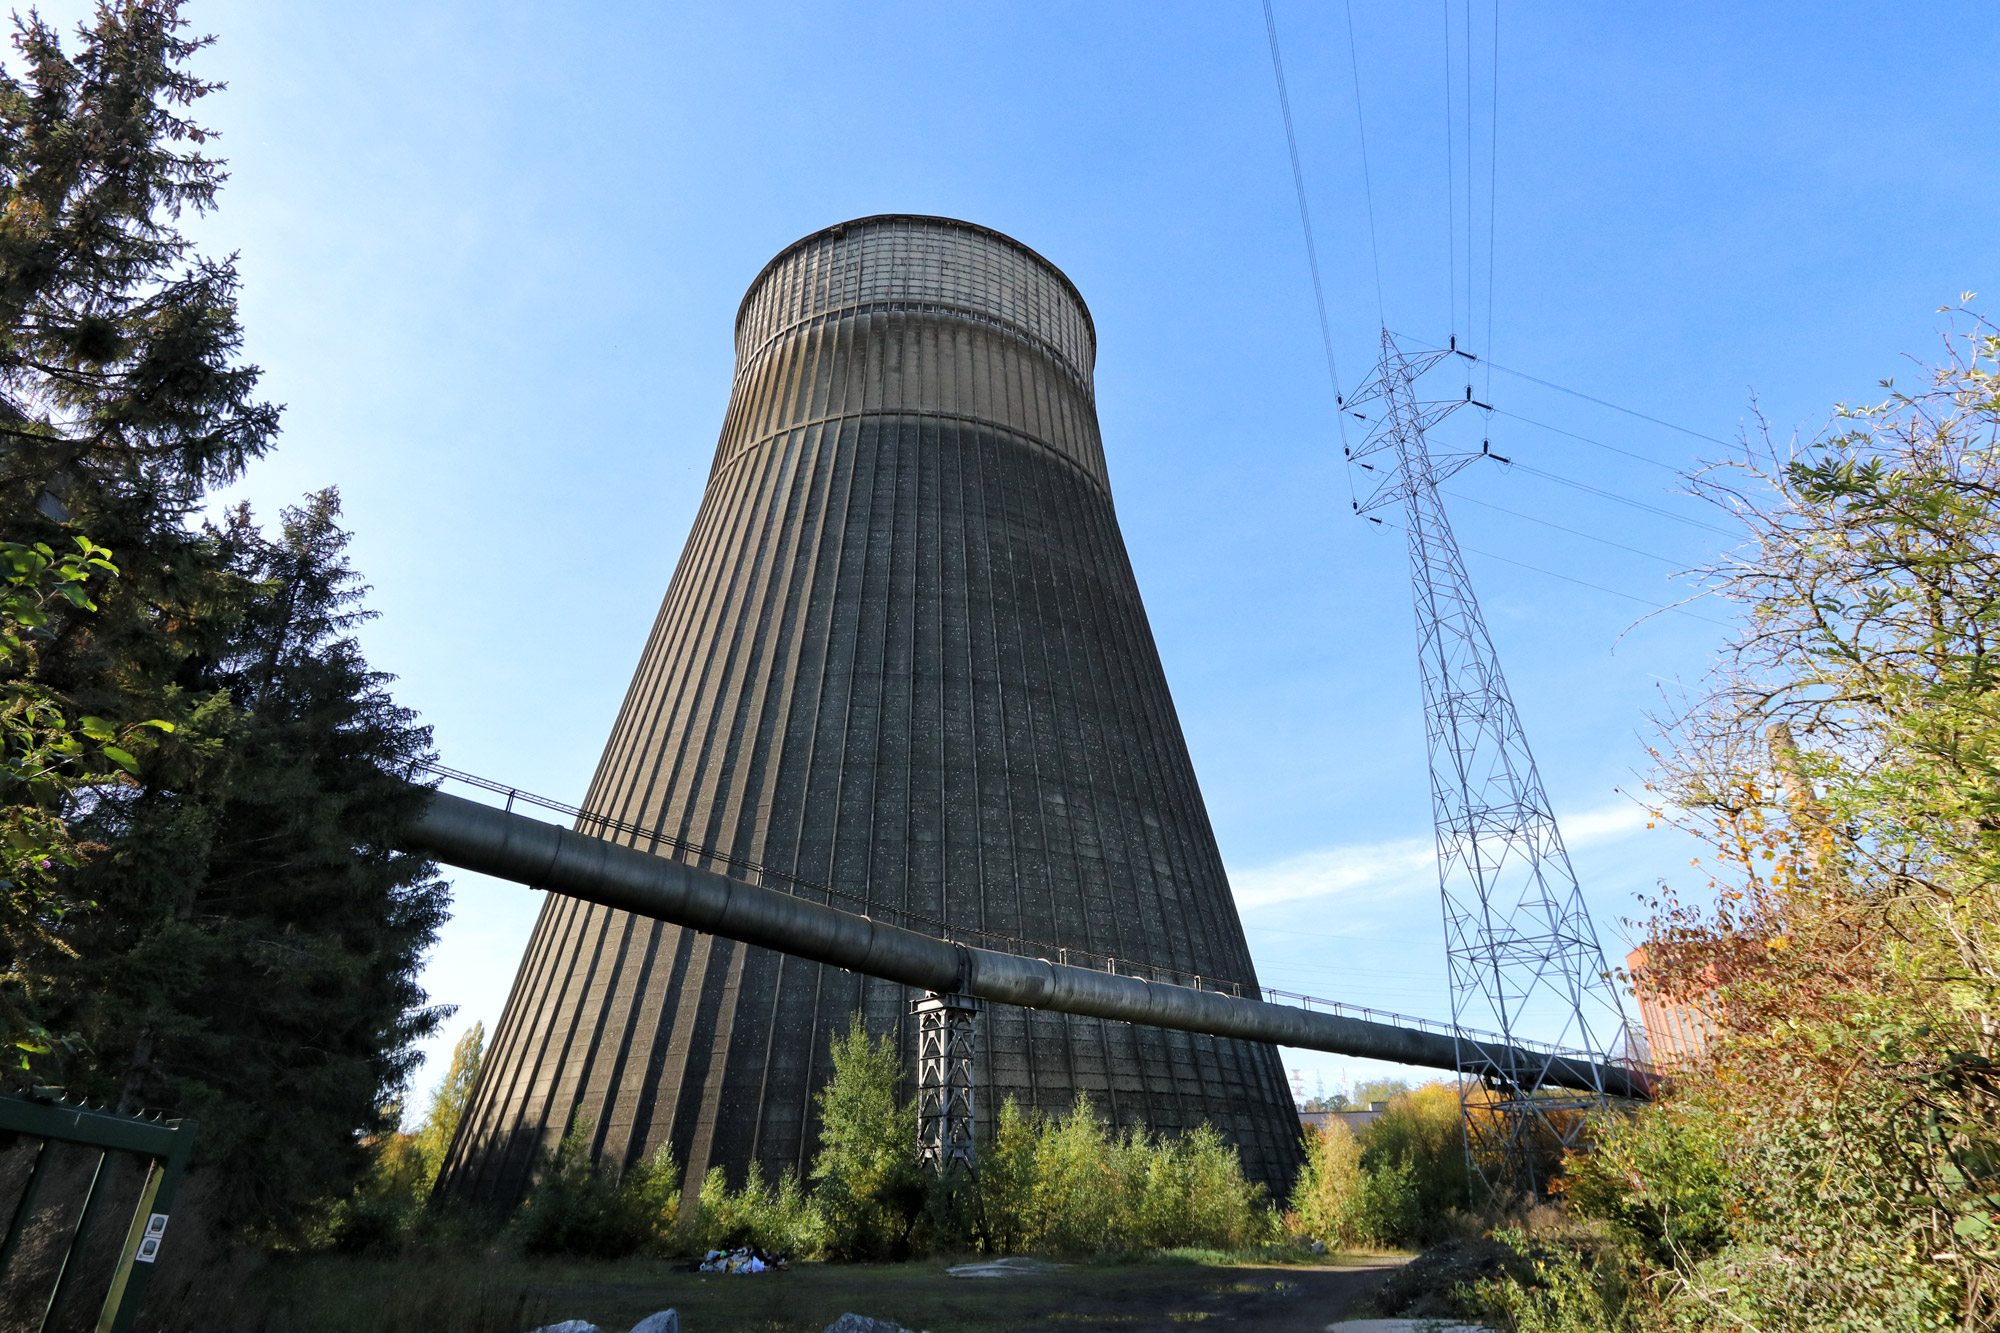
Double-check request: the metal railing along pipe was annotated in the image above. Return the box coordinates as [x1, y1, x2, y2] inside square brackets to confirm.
[404, 790, 1655, 1102]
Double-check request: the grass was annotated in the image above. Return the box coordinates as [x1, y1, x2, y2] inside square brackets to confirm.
[208, 1248, 1405, 1333]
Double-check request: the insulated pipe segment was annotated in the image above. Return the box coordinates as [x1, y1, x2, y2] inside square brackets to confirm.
[409, 790, 1652, 1101]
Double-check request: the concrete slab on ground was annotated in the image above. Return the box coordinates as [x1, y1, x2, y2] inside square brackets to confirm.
[1326, 1321, 1497, 1332]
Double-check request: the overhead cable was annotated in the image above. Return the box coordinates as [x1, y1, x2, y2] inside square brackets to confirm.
[1390, 328, 1735, 448]
[1441, 487, 1684, 565]
[1441, 0, 1457, 345]
[1484, 359, 1736, 448]
[1261, 0, 1357, 515]
[1499, 460, 1737, 536]
[1261, 0, 1346, 408]
[1342, 0, 1387, 319]
[1456, 540, 1729, 628]
[1372, 515, 1729, 627]
[1493, 409, 1679, 471]
[1482, 1, 1500, 402]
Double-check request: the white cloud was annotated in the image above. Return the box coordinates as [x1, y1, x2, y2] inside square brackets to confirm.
[1227, 800, 1652, 911]
[1228, 838, 1434, 911]
[1556, 802, 1651, 844]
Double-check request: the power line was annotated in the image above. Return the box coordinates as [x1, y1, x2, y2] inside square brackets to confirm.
[1262, 0, 1357, 514]
[1466, 544, 1730, 627]
[1499, 459, 1737, 536]
[1493, 408, 1680, 472]
[1442, 487, 1684, 566]
[1486, 359, 1736, 447]
[1261, 0, 1346, 407]
[1371, 512, 1728, 627]
[1342, 0, 1387, 320]
[1482, 1, 1499, 403]
[1440, 0, 1456, 345]
[1387, 328, 1734, 448]
[1463, 0, 1474, 344]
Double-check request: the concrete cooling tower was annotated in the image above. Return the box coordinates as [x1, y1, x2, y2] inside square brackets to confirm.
[438, 215, 1303, 1207]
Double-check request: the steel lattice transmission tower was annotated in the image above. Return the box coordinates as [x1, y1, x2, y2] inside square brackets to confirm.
[1345, 330, 1635, 1195]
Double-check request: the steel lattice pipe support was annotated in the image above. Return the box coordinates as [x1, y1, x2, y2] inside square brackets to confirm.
[911, 992, 983, 1175]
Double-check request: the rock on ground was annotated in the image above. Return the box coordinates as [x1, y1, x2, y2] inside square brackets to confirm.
[944, 1257, 1061, 1278]
[822, 1315, 916, 1333]
[529, 1315, 677, 1333]
[629, 1314, 680, 1333]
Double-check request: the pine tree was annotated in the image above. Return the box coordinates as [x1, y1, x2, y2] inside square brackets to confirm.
[0, 4, 449, 1232]
[50, 491, 450, 1226]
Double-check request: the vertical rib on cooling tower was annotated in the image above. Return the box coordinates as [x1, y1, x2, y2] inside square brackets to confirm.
[437, 215, 1303, 1208]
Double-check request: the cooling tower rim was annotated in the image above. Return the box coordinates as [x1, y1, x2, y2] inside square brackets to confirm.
[735, 213, 1097, 348]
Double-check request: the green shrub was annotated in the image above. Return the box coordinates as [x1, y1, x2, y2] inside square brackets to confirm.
[412, 1023, 484, 1192]
[1465, 1227, 1638, 1333]
[682, 1162, 825, 1257]
[1125, 1123, 1268, 1251]
[1026, 1094, 1126, 1254]
[1359, 1154, 1420, 1247]
[512, 1112, 678, 1257]
[1558, 1097, 1732, 1271]
[1360, 1083, 1472, 1244]
[1288, 1122, 1369, 1248]
[320, 1132, 427, 1253]
[307, 1026, 488, 1252]
[977, 1096, 1044, 1255]
[811, 1015, 928, 1260]
[975, 1093, 1269, 1256]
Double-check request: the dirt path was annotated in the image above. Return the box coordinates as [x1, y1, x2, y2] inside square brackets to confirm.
[531, 1255, 1408, 1333]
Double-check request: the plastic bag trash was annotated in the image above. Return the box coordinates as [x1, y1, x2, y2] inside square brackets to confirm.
[528, 1322, 600, 1333]
[702, 1244, 785, 1274]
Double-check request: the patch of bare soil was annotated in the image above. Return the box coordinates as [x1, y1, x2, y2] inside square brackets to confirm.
[525, 1254, 1408, 1333]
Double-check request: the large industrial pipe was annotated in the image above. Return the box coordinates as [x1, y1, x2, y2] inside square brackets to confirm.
[409, 791, 1652, 1101]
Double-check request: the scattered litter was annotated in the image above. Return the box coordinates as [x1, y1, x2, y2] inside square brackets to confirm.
[945, 1256, 1062, 1279]
[699, 1245, 788, 1273]
[527, 1323, 598, 1333]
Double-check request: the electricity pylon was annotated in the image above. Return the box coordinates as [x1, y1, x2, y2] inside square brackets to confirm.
[1344, 329, 1635, 1195]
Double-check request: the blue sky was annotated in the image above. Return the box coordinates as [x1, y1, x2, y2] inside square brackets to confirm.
[32, 1, 1996, 1104]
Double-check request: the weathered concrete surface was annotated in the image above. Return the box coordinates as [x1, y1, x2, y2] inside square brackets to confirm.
[437, 216, 1302, 1210]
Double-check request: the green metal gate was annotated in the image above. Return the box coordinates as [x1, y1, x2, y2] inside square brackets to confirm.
[0, 1090, 196, 1333]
